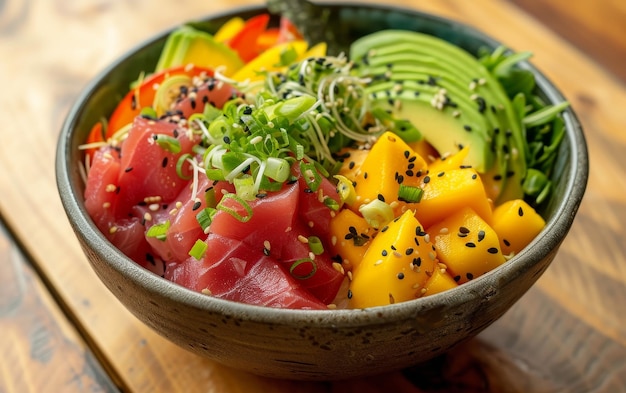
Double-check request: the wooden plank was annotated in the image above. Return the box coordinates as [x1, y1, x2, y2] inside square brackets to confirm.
[0, 0, 625, 391]
[508, 0, 626, 84]
[0, 224, 118, 393]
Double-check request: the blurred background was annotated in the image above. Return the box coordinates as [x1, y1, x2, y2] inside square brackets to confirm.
[508, 0, 626, 84]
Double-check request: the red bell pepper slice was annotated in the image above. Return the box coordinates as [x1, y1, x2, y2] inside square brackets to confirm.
[227, 14, 270, 62]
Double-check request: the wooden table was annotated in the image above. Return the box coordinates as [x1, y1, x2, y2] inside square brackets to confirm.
[1, 0, 625, 391]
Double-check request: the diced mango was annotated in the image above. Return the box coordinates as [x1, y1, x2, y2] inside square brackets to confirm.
[415, 167, 493, 229]
[427, 207, 505, 284]
[426, 145, 470, 175]
[232, 40, 308, 82]
[407, 138, 439, 164]
[422, 267, 458, 296]
[336, 147, 369, 180]
[348, 210, 436, 308]
[328, 209, 376, 271]
[492, 199, 546, 257]
[351, 132, 427, 215]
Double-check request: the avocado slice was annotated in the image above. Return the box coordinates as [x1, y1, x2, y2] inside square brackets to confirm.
[155, 26, 244, 76]
[351, 30, 526, 203]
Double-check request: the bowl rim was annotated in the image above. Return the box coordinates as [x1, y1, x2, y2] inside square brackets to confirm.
[56, 2, 589, 327]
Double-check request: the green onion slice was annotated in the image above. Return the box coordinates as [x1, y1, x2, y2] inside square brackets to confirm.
[289, 258, 317, 280]
[196, 207, 217, 232]
[146, 220, 170, 241]
[188, 239, 208, 260]
[398, 184, 424, 203]
[216, 193, 253, 222]
[176, 153, 193, 180]
[154, 134, 181, 154]
[308, 236, 324, 255]
[299, 161, 322, 192]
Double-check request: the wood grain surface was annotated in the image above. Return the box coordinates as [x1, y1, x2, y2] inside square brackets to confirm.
[0, 0, 625, 392]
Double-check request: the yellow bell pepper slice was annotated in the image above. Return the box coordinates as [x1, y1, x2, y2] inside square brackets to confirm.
[231, 40, 309, 82]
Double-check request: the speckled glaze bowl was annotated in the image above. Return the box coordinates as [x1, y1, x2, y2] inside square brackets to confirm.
[56, 3, 588, 380]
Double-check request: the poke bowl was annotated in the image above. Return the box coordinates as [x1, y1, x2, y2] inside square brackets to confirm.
[56, 2, 588, 381]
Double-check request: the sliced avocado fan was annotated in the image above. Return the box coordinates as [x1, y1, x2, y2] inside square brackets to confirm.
[350, 30, 527, 204]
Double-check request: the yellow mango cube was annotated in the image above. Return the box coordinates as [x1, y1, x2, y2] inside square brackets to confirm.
[422, 267, 458, 296]
[348, 210, 436, 308]
[492, 199, 546, 256]
[415, 167, 493, 229]
[328, 209, 376, 271]
[352, 132, 427, 214]
[428, 207, 505, 284]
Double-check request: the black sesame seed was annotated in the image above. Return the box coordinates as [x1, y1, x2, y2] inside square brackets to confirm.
[466, 272, 474, 280]
[192, 201, 201, 211]
[477, 230, 485, 242]
[263, 247, 270, 256]
[465, 242, 476, 248]
[243, 106, 253, 115]
[377, 194, 385, 202]
[518, 207, 524, 216]
[381, 225, 389, 233]
[423, 175, 431, 184]
[459, 226, 470, 234]
[223, 136, 231, 144]
[404, 150, 410, 159]
[487, 247, 499, 254]
[397, 272, 405, 280]
[382, 250, 388, 257]
[454, 275, 461, 282]
[125, 167, 133, 172]
[463, 125, 472, 132]
[503, 239, 511, 247]
[364, 172, 368, 179]
[413, 257, 422, 267]
[347, 289, 353, 299]
[437, 171, 445, 177]
[161, 157, 168, 168]
[471, 174, 478, 180]
[405, 170, 414, 177]
[349, 161, 355, 170]
[476, 97, 486, 113]
[405, 248, 414, 256]
[397, 175, 405, 184]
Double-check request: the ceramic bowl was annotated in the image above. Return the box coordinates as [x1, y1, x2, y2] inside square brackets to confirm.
[56, 3, 588, 380]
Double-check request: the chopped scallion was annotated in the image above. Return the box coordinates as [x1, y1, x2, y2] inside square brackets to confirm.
[398, 184, 424, 203]
[196, 207, 217, 232]
[155, 134, 181, 154]
[146, 220, 170, 241]
[188, 239, 208, 260]
[308, 236, 324, 255]
[217, 193, 253, 222]
[289, 258, 317, 280]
